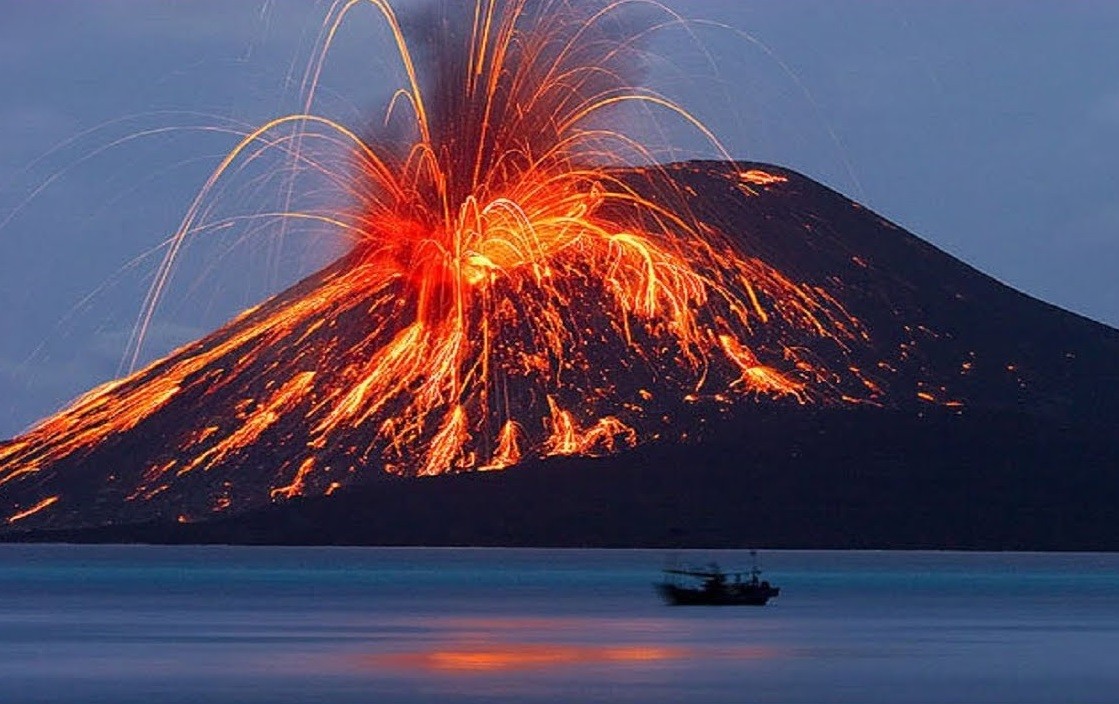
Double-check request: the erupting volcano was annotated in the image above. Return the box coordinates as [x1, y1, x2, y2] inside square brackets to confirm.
[3, 1, 1118, 542]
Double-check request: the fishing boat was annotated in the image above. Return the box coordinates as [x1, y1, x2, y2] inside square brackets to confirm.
[657, 551, 780, 606]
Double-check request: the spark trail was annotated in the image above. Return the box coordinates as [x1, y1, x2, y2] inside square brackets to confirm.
[0, 1, 873, 527]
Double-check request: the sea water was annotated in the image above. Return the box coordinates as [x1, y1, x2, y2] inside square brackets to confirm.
[0, 546, 1116, 703]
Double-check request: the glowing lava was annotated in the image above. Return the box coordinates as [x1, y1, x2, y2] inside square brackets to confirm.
[0, 0, 871, 526]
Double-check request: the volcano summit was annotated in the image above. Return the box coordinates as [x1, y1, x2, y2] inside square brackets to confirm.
[2, 1, 1117, 546]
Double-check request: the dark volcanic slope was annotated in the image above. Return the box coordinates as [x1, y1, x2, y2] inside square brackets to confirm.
[2, 161, 1118, 545]
[25, 408, 1119, 550]
[668, 162, 1119, 422]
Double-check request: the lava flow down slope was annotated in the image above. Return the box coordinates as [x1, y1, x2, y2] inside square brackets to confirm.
[2, 0, 1118, 540]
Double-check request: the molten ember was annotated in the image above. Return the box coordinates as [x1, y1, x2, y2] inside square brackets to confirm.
[0, 1, 874, 526]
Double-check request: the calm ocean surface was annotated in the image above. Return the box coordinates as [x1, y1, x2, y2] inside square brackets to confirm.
[0, 546, 1116, 703]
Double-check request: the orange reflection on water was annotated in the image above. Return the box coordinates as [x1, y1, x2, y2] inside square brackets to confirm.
[376, 644, 686, 673]
[370, 642, 777, 674]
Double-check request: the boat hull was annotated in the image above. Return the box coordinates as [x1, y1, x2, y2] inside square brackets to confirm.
[657, 582, 779, 606]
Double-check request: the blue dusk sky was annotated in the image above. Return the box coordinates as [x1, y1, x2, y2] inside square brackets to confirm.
[0, 1, 1117, 437]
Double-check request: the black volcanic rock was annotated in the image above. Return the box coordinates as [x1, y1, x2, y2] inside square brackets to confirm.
[2, 161, 1118, 548]
[665, 162, 1119, 423]
[10, 408, 1119, 550]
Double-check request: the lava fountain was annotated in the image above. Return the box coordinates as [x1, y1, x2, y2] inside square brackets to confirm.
[0, 0, 871, 527]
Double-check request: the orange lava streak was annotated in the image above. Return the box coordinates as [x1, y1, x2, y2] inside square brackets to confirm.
[544, 397, 637, 457]
[420, 405, 473, 476]
[480, 420, 524, 471]
[7, 495, 59, 524]
[271, 457, 317, 499]
[718, 335, 805, 400]
[179, 371, 317, 477]
[740, 169, 788, 186]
